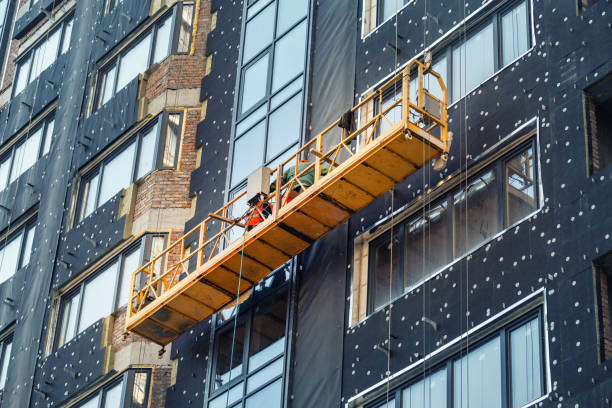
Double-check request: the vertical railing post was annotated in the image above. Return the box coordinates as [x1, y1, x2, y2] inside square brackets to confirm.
[418, 63, 424, 111]
[402, 67, 409, 127]
[199, 223, 206, 265]
[315, 134, 322, 182]
[275, 164, 282, 216]
[128, 269, 137, 318]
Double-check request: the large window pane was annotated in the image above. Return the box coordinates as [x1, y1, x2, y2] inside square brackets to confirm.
[502, 1, 529, 66]
[163, 114, 181, 167]
[378, 91, 402, 136]
[0, 340, 12, 390]
[453, 337, 502, 408]
[243, 2, 275, 63]
[214, 324, 246, 389]
[100, 64, 117, 107]
[272, 21, 307, 92]
[102, 381, 124, 407]
[241, 55, 270, 114]
[61, 17, 73, 54]
[137, 124, 158, 179]
[247, 357, 283, 393]
[43, 118, 55, 155]
[177, 5, 194, 53]
[402, 369, 447, 408]
[453, 170, 500, 257]
[118, 245, 143, 308]
[153, 15, 173, 64]
[231, 121, 265, 186]
[209, 382, 243, 408]
[506, 146, 536, 225]
[511, 318, 543, 407]
[78, 262, 118, 331]
[20, 224, 36, 268]
[132, 372, 149, 407]
[249, 294, 287, 372]
[77, 395, 100, 408]
[58, 292, 80, 346]
[404, 199, 449, 290]
[0, 234, 21, 283]
[14, 56, 31, 95]
[98, 142, 136, 205]
[10, 127, 42, 182]
[266, 92, 301, 161]
[381, 0, 408, 21]
[369, 231, 401, 311]
[116, 33, 152, 92]
[245, 378, 282, 408]
[276, 0, 308, 35]
[452, 23, 494, 102]
[81, 173, 100, 220]
[0, 156, 10, 191]
[39, 27, 61, 73]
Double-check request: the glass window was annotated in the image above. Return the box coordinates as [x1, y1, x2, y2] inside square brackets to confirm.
[241, 55, 270, 114]
[502, 1, 529, 66]
[153, 15, 173, 64]
[266, 92, 302, 162]
[74, 371, 149, 408]
[402, 369, 446, 408]
[404, 199, 449, 291]
[249, 294, 287, 371]
[244, 378, 282, 408]
[510, 318, 543, 408]
[78, 262, 118, 331]
[98, 142, 136, 204]
[42, 117, 55, 155]
[177, 4, 195, 53]
[56, 236, 160, 348]
[0, 156, 10, 191]
[10, 127, 43, 183]
[452, 23, 494, 102]
[116, 34, 152, 92]
[61, 17, 73, 54]
[20, 224, 36, 268]
[272, 21, 307, 92]
[381, 0, 408, 22]
[506, 146, 536, 226]
[0, 337, 12, 391]
[132, 372, 149, 407]
[102, 381, 123, 407]
[0, 220, 35, 284]
[214, 323, 246, 389]
[369, 230, 401, 312]
[77, 395, 100, 408]
[243, 2, 275, 63]
[136, 124, 158, 179]
[14, 55, 30, 94]
[231, 121, 266, 186]
[99, 64, 118, 108]
[276, 0, 308, 35]
[453, 170, 500, 257]
[453, 337, 502, 408]
[81, 174, 100, 220]
[163, 114, 181, 167]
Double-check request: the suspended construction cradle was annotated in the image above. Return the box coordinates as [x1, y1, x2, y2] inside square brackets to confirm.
[126, 59, 452, 345]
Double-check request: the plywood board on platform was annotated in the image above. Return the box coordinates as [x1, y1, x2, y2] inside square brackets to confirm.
[244, 239, 291, 267]
[152, 307, 197, 333]
[169, 293, 215, 320]
[185, 280, 232, 307]
[321, 178, 376, 212]
[204, 266, 253, 295]
[282, 211, 331, 240]
[364, 147, 416, 182]
[133, 318, 176, 344]
[299, 196, 352, 227]
[342, 164, 396, 196]
[387, 137, 439, 167]
[260, 225, 311, 254]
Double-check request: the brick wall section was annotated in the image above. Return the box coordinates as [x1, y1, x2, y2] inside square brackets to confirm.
[0, 0, 70, 97]
[150, 367, 172, 408]
[600, 269, 612, 360]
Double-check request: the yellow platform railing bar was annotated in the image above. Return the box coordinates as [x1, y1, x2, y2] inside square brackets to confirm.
[126, 59, 450, 343]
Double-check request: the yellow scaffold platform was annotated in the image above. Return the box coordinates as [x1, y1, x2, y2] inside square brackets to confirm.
[126, 59, 452, 345]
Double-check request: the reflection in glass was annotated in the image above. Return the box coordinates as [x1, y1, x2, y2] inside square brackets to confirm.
[511, 318, 543, 407]
[98, 142, 136, 204]
[10, 127, 42, 183]
[369, 231, 401, 311]
[100, 64, 117, 108]
[404, 199, 449, 290]
[209, 382, 243, 408]
[506, 147, 536, 225]
[231, 122, 265, 186]
[452, 23, 494, 102]
[245, 378, 282, 408]
[137, 124, 158, 179]
[243, 2, 275, 63]
[266, 93, 301, 161]
[502, 1, 529, 66]
[272, 21, 307, 92]
[61, 17, 73, 54]
[178, 5, 194, 53]
[241, 55, 270, 114]
[20, 224, 36, 268]
[247, 357, 283, 393]
[102, 381, 123, 407]
[276, 0, 308, 35]
[453, 337, 502, 408]
[0, 235, 21, 284]
[118, 246, 143, 308]
[77, 395, 100, 408]
[0, 340, 12, 390]
[153, 15, 173, 64]
[215, 324, 246, 389]
[163, 114, 181, 167]
[81, 174, 100, 220]
[116, 33, 152, 92]
[58, 292, 80, 346]
[249, 294, 287, 371]
[402, 369, 446, 408]
[43, 118, 55, 155]
[14, 56, 31, 95]
[270, 75, 303, 110]
[453, 170, 499, 257]
[78, 262, 118, 331]
[0, 157, 10, 191]
[132, 372, 149, 407]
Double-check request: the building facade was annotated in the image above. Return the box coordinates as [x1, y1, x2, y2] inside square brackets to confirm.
[0, 0, 610, 407]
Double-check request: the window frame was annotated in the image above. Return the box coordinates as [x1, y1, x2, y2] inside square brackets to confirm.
[12, 12, 74, 97]
[75, 111, 182, 223]
[54, 234, 167, 350]
[0, 329, 14, 397]
[90, 3, 195, 112]
[207, 270, 291, 408]
[74, 369, 152, 408]
[364, 137, 539, 315]
[363, 308, 546, 408]
[0, 215, 37, 285]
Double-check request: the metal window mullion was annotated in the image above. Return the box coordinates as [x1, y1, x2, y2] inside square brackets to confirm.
[74, 283, 86, 336]
[94, 164, 104, 209]
[170, 3, 180, 53]
[492, 11, 501, 71]
[500, 326, 509, 408]
[497, 161, 505, 230]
